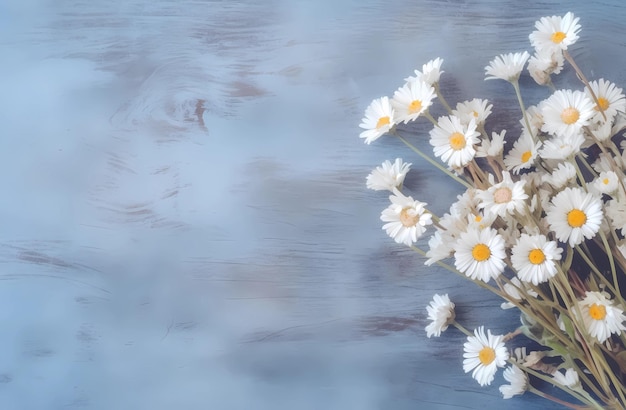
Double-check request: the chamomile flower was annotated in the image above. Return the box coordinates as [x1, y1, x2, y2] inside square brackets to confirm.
[484, 51, 530, 82]
[606, 199, 626, 236]
[476, 171, 528, 218]
[539, 133, 585, 160]
[529, 12, 581, 54]
[585, 78, 626, 122]
[592, 170, 619, 195]
[454, 227, 506, 282]
[499, 365, 528, 399]
[406, 57, 444, 86]
[381, 189, 432, 246]
[424, 231, 453, 266]
[527, 49, 564, 86]
[504, 133, 541, 174]
[501, 277, 539, 309]
[463, 326, 509, 386]
[359, 96, 395, 144]
[542, 161, 576, 190]
[552, 368, 581, 390]
[546, 187, 603, 247]
[511, 234, 562, 285]
[391, 80, 435, 124]
[429, 116, 480, 169]
[366, 158, 412, 191]
[425, 293, 456, 338]
[540, 89, 595, 139]
[476, 130, 506, 158]
[576, 291, 626, 343]
[452, 98, 493, 127]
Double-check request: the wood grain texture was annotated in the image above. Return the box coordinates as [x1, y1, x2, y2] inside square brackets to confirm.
[1, 0, 626, 408]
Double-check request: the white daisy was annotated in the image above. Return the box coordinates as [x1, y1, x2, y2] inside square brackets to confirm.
[484, 51, 530, 82]
[366, 158, 412, 191]
[454, 227, 506, 282]
[501, 277, 539, 309]
[605, 199, 626, 236]
[520, 105, 545, 136]
[499, 365, 528, 399]
[552, 368, 581, 390]
[504, 133, 541, 174]
[381, 189, 432, 246]
[540, 89, 595, 139]
[359, 96, 395, 144]
[391, 79, 436, 124]
[429, 116, 480, 169]
[425, 293, 456, 338]
[592, 170, 619, 195]
[463, 326, 509, 386]
[476, 130, 506, 158]
[476, 171, 528, 218]
[452, 98, 493, 127]
[546, 187, 603, 247]
[577, 291, 626, 343]
[527, 50, 564, 86]
[529, 12, 581, 54]
[585, 78, 626, 123]
[424, 231, 453, 266]
[542, 161, 577, 190]
[511, 233, 562, 285]
[539, 133, 585, 160]
[406, 57, 444, 86]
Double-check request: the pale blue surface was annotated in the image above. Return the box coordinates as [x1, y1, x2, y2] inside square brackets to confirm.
[1, 1, 625, 409]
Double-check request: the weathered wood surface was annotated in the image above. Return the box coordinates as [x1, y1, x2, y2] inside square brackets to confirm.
[1, 1, 625, 408]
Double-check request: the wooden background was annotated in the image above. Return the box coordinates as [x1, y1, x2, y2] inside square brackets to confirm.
[1, 0, 625, 408]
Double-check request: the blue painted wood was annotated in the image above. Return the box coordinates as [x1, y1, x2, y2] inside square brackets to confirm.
[1, 0, 625, 408]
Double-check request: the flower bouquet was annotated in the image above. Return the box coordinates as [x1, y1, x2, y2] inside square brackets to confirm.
[359, 12, 626, 409]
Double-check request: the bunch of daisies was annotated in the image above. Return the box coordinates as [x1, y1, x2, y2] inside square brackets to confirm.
[360, 12, 626, 409]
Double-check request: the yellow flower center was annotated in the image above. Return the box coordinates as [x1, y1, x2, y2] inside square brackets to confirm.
[449, 132, 466, 150]
[567, 209, 587, 228]
[560, 107, 580, 125]
[472, 110, 479, 117]
[399, 208, 419, 227]
[551, 31, 567, 44]
[521, 150, 532, 163]
[376, 116, 390, 129]
[596, 97, 609, 111]
[493, 187, 513, 204]
[472, 243, 491, 262]
[478, 346, 496, 365]
[408, 100, 423, 114]
[589, 303, 607, 321]
[528, 248, 546, 265]
[474, 215, 482, 223]
[603, 178, 610, 185]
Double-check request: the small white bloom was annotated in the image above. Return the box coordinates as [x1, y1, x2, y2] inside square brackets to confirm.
[485, 51, 530, 82]
[542, 161, 577, 190]
[504, 133, 541, 174]
[476, 130, 506, 158]
[381, 189, 432, 246]
[359, 96, 395, 144]
[463, 326, 509, 386]
[540, 89, 595, 139]
[366, 158, 412, 191]
[511, 233, 562, 285]
[501, 277, 539, 309]
[552, 368, 581, 390]
[454, 227, 506, 282]
[406, 57, 444, 86]
[576, 291, 626, 343]
[424, 231, 453, 266]
[529, 12, 581, 54]
[391, 80, 436, 124]
[592, 171, 619, 195]
[476, 171, 528, 218]
[452, 98, 493, 127]
[585, 78, 626, 123]
[606, 199, 626, 236]
[425, 294, 456, 338]
[499, 365, 528, 399]
[539, 133, 585, 160]
[546, 187, 603, 247]
[429, 116, 480, 169]
[527, 50, 564, 85]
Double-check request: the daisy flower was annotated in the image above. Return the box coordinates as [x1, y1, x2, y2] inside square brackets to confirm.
[540, 89, 595, 139]
[484, 51, 530, 82]
[406, 57, 444, 86]
[527, 49, 564, 86]
[463, 326, 509, 386]
[504, 133, 541, 174]
[366, 158, 412, 191]
[539, 133, 585, 160]
[429, 116, 480, 169]
[552, 368, 581, 390]
[452, 98, 493, 127]
[454, 227, 506, 282]
[592, 170, 619, 196]
[391, 79, 435, 124]
[511, 233, 562, 285]
[546, 187, 603, 247]
[425, 293, 456, 338]
[476, 171, 528, 218]
[476, 130, 506, 158]
[424, 231, 453, 266]
[577, 291, 626, 343]
[542, 161, 576, 190]
[585, 78, 626, 122]
[381, 189, 432, 246]
[359, 96, 395, 144]
[499, 365, 528, 399]
[501, 277, 539, 309]
[605, 199, 626, 236]
[529, 12, 581, 54]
